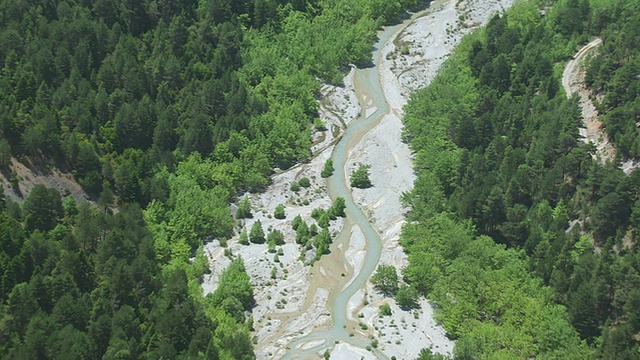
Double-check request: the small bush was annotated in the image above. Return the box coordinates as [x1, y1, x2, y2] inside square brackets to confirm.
[371, 264, 399, 296]
[218, 237, 228, 247]
[299, 177, 311, 187]
[311, 208, 324, 219]
[396, 285, 419, 310]
[274, 204, 286, 219]
[267, 229, 285, 245]
[350, 164, 372, 188]
[329, 197, 346, 217]
[290, 181, 300, 192]
[238, 229, 249, 245]
[314, 118, 327, 131]
[236, 197, 253, 219]
[380, 303, 392, 316]
[249, 220, 265, 244]
[292, 214, 303, 230]
[321, 159, 334, 178]
[309, 223, 318, 236]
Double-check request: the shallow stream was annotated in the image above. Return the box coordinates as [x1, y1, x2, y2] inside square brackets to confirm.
[281, 13, 423, 359]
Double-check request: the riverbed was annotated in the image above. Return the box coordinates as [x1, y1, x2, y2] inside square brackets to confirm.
[203, 0, 515, 358]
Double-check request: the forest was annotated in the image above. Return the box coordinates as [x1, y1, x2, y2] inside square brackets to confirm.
[0, 0, 421, 358]
[402, 0, 640, 358]
[3, 0, 639, 358]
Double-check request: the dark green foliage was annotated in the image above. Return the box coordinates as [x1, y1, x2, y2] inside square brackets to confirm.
[371, 265, 398, 296]
[290, 181, 300, 192]
[309, 223, 318, 236]
[329, 197, 346, 217]
[311, 208, 324, 219]
[208, 259, 255, 314]
[321, 159, 334, 178]
[0, 198, 249, 360]
[274, 204, 286, 219]
[23, 185, 63, 232]
[0, 139, 11, 169]
[239, 228, 249, 245]
[585, 2, 640, 158]
[350, 164, 372, 188]
[379, 303, 392, 316]
[295, 220, 309, 245]
[395, 285, 419, 310]
[267, 229, 285, 246]
[291, 214, 303, 231]
[318, 212, 331, 229]
[313, 228, 331, 258]
[0, 0, 496, 358]
[298, 177, 311, 188]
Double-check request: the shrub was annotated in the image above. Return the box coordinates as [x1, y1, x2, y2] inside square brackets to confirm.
[318, 212, 330, 228]
[321, 159, 334, 178]
[236, 197, 253, 219]
[309, 223, 318, 236]
[329, 197, 346, 217]
[267, 229, 285, 245]
[311, 207, 324, 219]
[290, 181, 300, 192]
[292, 214, 303, 230]
[396, 285, 419, 310]
[380, 303, 392, 316]
[274, 204, 286, 219]
[314, 118, 327, 131]
[299, 177, 311, 187]
[350, 164, 372, 188]
[371, 265, 399, 296]
[238, 229, 249, 245]
[249, 220, 265, 244]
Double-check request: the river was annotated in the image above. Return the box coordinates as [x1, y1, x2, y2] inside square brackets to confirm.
[281, 11, 427, 359]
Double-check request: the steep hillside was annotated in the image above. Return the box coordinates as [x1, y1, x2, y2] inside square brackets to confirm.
[401, 0, 640, 357]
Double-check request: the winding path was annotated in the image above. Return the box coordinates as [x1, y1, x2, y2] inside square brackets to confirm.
[562, 38, 640, 173]
[561, 38, 618, 163]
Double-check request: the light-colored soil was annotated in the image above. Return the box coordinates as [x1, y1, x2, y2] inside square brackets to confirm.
[0, 157, 91, 202]
[561, 39, 618, 164]
[562, 38, 640, 174]
[203, 143, 346, 359]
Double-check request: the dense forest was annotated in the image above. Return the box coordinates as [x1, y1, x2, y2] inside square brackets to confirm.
[0, 0, 422, 358]
[402, 0, 640, 358]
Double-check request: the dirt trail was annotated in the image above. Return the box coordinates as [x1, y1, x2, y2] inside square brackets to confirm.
[562, 39, 640, 174]
[561, 39, 619, 164]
